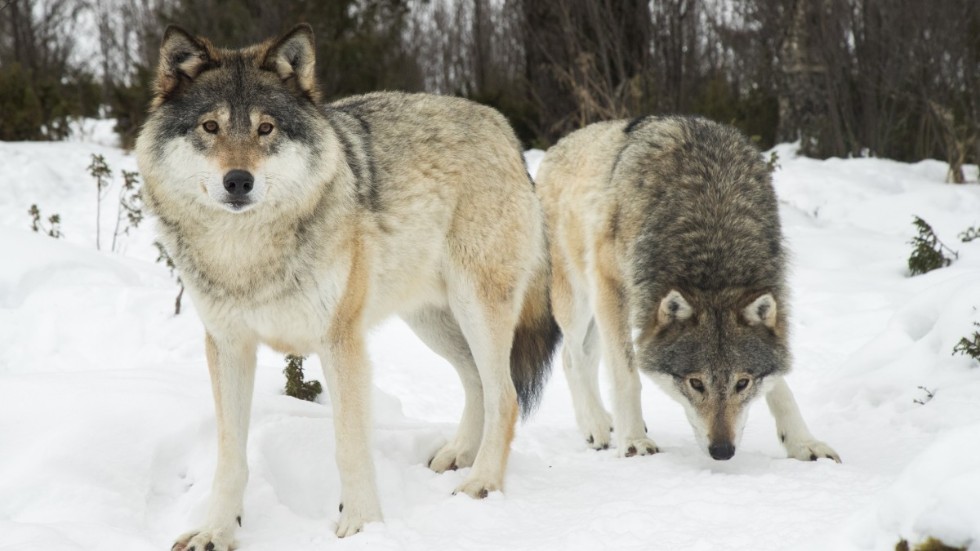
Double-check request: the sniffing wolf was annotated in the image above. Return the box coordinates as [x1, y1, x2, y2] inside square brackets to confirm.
[535, 116, 840, 463]
[135, 25, 558, 550]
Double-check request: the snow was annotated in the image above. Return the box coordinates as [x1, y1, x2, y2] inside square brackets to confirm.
[66, 118, 122, 149]
[2, 126, 980, 550]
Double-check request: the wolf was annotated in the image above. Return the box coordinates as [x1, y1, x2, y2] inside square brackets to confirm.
[135, 25, 559, 550]
[535, 116, 840, 463]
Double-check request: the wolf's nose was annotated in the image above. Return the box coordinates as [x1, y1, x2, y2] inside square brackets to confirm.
[708, 442, 735, 460]
[223, 170, 254, 196]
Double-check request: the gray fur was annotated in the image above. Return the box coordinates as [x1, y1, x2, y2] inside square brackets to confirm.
[617, 117, 789, 383]
[537, 116, 837, 462]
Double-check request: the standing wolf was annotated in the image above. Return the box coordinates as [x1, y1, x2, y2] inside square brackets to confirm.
[535, 116, 839, 463]
[135, 25, 559, 550]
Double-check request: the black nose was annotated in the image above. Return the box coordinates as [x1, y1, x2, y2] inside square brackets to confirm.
[223, 170, 254, 196]
[708, 442, 735, 460]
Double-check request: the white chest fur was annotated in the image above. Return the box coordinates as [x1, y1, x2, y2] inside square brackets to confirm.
[190, 262, 347, 355]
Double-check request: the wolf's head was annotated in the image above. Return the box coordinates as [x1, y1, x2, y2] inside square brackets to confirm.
[638, 289, 789, 460]
[136, 25, 338, 218]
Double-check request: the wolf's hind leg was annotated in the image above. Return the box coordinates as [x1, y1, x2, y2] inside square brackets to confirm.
[172, 333, 256, 551]
[566, 320, 613, 449]
[593, 269, 658, 458]
[403, 307, 484, 472]
[553, 260, 612, 449]
[766, 376, 841, 463]
[446, 280, 522, 498]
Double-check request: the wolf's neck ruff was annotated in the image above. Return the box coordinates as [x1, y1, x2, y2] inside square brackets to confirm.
[154, 169, 352, 304]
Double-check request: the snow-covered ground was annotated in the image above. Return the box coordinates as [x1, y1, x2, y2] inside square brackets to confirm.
[1, 127, 979, 551]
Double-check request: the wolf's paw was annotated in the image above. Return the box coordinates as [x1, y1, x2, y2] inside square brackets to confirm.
[580, 410, 613, 450]
[453, 475, 501, 499]
[428, 441, 477, 473]
[335, 500, 382, 538]
[585, 428, 613, 450]
[171, 527, 235, 551]
[785, 439, 841, 463]
[617, 436, 659, 458]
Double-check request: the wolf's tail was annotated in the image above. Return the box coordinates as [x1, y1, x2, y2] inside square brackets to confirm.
[511, 250, 561, 419]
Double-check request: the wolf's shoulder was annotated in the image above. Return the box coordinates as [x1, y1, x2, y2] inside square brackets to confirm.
[330, 91, 478, 114]
[328, 92, 506, 127]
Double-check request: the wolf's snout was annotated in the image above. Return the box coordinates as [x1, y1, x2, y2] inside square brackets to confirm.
[708, 442, 735, 460]
[223, 170, 254, 196]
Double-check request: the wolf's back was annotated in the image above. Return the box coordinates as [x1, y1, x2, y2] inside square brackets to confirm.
[331, 91, 560, 418]
[621, 116, 785, 301]
[328, 91, 525, 171]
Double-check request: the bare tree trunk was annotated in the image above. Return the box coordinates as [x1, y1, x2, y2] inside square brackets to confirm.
[928, 100, 971, 184]
[652, 0, 692, 112]
[522, 0, 577, 144]
[96, 0, 113, 114]
[472, 0, 488, 94]
[521, 0, 651, 145]
[778, 0, 836, 157]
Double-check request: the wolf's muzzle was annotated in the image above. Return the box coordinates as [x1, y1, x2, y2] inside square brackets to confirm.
[223, 170, 254, 196]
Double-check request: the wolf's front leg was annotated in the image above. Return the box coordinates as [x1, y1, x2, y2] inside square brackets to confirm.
[319, 332, 382, 538]
[765, 376, 841, 463]
[173, 333, 257, 551]
[593, 274, 658, 458]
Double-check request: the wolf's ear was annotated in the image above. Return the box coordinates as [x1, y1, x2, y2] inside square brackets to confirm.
[658, 290, 693, 325]
[153, 26, 214, 102]
[262, 24, 319, 101]
[743, 293, 777, 329]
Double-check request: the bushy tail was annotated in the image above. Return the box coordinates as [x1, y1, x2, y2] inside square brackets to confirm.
[511, 256, 561, 419]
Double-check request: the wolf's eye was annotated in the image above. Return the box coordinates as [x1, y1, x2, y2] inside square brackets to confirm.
[735, 378, 751, 392]
[202, 120, 219, 134]
[258, 122, 274, 136]
[688, 378, 705, 393]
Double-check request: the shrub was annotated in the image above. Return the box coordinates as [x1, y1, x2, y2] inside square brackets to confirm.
[111, 170, 143, 252]
[28, 204, 63, 238]
[908, 216, 957, 276]
[153, 241, 184, 316]
[958, 225, 980, 242]
[952, 322, 980, 364]
[896, 537, 966, 551]
[0, 63, 44, 141]
[283, 355, 322, 402]
[88, 154, 112, 251]
[0, 63, 99, 141]
[766, 150, 781, 172]
[108, 66, 153, 150]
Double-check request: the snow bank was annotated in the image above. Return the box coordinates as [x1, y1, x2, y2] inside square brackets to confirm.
[872, 422, 980, 549]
